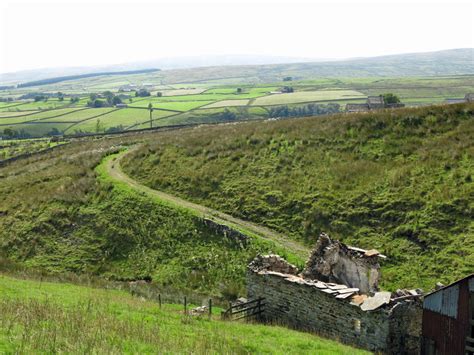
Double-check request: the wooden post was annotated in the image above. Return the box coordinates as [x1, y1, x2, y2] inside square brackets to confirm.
[184, 296, 187, 315]
[208, 298, 212, 320]
[158, 294, 161, 309]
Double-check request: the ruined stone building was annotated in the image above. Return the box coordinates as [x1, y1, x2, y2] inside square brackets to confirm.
[346, 95, 404, 113]
[247, 233, 423, 354]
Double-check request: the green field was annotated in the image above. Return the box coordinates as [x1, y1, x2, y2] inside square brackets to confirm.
[0, 274, 367, 354]
[1, 72, 473, 137]
[251, 90, 365, 106]
[0, 137, 68, 160]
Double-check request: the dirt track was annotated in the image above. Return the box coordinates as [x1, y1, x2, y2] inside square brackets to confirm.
[104, 149, 310, 260]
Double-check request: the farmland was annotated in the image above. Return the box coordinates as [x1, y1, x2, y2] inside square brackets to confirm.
[0, 62, 473, 138]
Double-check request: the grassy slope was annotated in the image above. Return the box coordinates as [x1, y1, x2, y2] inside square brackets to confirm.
[122, 103, 474, 290]
[0, 275, 367, 354]
[0, 137, 295, 299]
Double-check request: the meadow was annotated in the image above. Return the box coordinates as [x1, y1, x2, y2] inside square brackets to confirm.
[0, 73, 473, 137]
[0, 274, 368, 354]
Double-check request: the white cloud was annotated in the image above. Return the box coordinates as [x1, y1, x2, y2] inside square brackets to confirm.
[0, 0, 473, 72]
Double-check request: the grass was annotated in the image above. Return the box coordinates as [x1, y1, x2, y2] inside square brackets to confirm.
[0, 137, 68, 160]
[121, 103, 474, 291]
[203, 99, 250, 108]
[0, 274, 368, 354]
[0, 138, 299, 298]
[251, 90, 365, 106]
[2, 75, 473, 137]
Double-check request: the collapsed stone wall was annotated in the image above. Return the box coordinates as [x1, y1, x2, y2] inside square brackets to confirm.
[202, 218, 249, 248]
[247, 255, 422, 354]
[302, 233, 381, 294]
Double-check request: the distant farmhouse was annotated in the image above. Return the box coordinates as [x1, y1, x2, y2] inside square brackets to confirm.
[346, 95, 404, 113]
[118, 84, 138, 92]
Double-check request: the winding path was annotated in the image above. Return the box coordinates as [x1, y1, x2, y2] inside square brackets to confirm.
[104, 149, 310, 260]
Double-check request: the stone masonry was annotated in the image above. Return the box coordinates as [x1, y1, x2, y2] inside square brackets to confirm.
[247, 233, 422, 354]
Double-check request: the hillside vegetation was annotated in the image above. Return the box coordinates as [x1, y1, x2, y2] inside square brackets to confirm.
[0, 137, 291, 299]
[0, 275, 368, 354]
[122, 103, 474, 290]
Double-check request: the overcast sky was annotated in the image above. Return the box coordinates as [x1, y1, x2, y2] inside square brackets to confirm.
[0, 0, 473, 73]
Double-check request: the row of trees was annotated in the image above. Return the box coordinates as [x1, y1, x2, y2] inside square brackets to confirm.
[87, 91, 123, 108]
[268, 103, 340, 118]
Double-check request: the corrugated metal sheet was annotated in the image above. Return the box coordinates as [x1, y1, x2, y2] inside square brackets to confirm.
[423, 284, 458, 318]
[469, 277, 474, 292]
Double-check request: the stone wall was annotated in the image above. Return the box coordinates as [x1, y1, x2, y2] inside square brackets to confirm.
[302, 233, 381, 294]
[247, 268, 422, 354]
[202, 218, 249, 248]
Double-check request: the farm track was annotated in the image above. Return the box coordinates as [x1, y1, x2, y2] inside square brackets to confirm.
[105, 149, 310, 260]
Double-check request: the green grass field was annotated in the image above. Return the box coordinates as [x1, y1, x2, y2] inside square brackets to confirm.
[1, 74, 473, 137]
[251, 90, 365, 106]
[0, 274, 367, 354]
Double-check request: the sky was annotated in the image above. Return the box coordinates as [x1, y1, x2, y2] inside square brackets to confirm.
[0, 0, 473, 73]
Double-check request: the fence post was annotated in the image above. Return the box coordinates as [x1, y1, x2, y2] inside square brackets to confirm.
[184, 296, 187, 315]
[208, 299, 212, 320]
[158, 294, 161, 309]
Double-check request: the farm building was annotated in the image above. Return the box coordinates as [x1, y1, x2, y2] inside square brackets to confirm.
[346, 96, 404, 112]
[421, 274, 474, 355]
[367, 95, 385, 109]
[247, 233, 423, 354]
[465, 93, 474, 102]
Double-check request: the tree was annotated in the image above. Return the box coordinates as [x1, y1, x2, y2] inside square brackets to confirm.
[103, 91, 115, 105]
[156, 92, 163, 97]
[135, 89, 150, 97]
[383, 93, 401, 104]
[283, 76, 292, 81]
[87, 99, 105, 108]
[57, 92, 64, 101]
[281, 86, 294, 93]
[95, 118, 103, 133]
[89, 93, 98, 101]
[236, 88, 242, 93]
[3, 128, 16, 138]
[112, 96, 122, 105]
[148, 103, 153, 128]
[70, 97, 79, 103]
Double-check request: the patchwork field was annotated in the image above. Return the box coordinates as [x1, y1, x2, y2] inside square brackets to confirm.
[251, 90, 366, 106]
[1, 74, 473, 137]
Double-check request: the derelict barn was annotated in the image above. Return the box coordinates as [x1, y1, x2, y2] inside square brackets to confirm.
[422, 274, 474, 355]
[246, 234, 423, 354]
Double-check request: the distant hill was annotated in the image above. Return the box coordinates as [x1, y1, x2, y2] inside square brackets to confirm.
[1, 48, 472, 86]
[159, 48, 474, 84]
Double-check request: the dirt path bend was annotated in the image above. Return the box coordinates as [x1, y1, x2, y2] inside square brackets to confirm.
[105, 149, 310, 260]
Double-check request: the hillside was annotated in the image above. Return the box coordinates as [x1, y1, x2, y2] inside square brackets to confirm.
[0, 274, 368, 354]
[1, 48, 473, 88]
[121, 103, 474, 290]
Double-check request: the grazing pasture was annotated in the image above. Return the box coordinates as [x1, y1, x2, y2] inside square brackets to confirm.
[251, 90, 366, 106]
[203, 99, 250, 108]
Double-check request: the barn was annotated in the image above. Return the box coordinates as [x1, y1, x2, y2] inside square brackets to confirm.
[422, 274, 474, 355]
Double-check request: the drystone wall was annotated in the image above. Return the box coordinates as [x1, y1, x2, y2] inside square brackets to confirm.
[247, 270, 391, 352]
[247, 261, 422, 354]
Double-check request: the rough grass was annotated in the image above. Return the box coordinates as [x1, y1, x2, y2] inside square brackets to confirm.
[122, 103, 474, 291]
[0, 275, 369, 354]
[0, 137, 297, 299]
